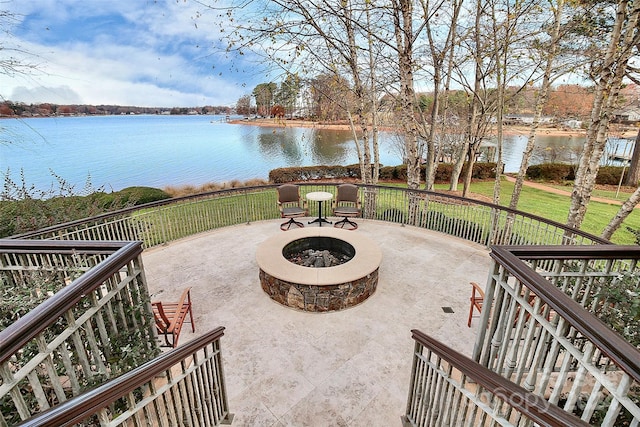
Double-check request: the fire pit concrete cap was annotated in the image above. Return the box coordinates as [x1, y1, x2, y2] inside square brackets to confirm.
[256, 227, 382, 286]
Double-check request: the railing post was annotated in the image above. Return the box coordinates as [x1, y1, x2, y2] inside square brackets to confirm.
[242, 187, 251, 224]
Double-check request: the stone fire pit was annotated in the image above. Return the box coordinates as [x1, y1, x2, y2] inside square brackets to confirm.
[256, 227, 382, 312]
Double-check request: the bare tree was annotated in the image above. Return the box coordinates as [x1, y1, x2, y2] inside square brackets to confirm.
[308, 74, 354, 121]
[567, 0, 640, 230]
[449, 0, 495, 196]
[0, 9, 39, 78]
[235, 94, 252, 116]
[509, 0, 570, 211]
[419, 0, 463, 190]
[0, 8, 42, 146]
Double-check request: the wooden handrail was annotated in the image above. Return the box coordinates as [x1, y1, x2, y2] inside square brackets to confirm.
[0, 240, 144, 365]
[410, 329, 591, 427]
[16, 327, 226, 427]
[490, 245, 640, 383]
[0, 238, 138, 254]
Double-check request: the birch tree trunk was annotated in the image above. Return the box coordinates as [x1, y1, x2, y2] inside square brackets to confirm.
[430, 25, 458, 189]
[393, 0, 420, 190]
[492, 15, 504, 206]
[624, 129, 640, 186]
[451, 0, 485, 193]
[392, 0, 423, 224]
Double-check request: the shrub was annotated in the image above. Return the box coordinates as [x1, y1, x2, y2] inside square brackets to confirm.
[595, 166, 624, 185]
[434, 164, 452, 182]
[467, 162, 497, 179]
[526, 163, 575, 181]
[0, 269, 160, 423]
[0, 174, 170, 237]
[163, 179, 270, 197]
[112, 186, 171, 205]
[526, 163, 627, 185]
[269, 162, 497, 183]
[379, 165, 406, 181]
[269, 165, 360, 183]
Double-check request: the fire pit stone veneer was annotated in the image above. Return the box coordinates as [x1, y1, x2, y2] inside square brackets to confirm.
[256, 227, 382, 312]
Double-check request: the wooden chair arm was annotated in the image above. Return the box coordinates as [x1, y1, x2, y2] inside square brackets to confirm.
[152, 301, 171, 331]
[278, 199, 307, 212]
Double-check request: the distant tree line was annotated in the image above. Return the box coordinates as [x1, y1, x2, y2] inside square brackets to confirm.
[0, 101, 234, 117]
[239, 80, 607, 124]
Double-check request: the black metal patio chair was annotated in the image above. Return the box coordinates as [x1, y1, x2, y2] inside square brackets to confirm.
[332, 184, 361, 230]
[277, 184, 308, 231]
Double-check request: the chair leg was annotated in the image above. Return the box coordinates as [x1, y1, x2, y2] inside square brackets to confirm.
[280, 217, 304, 231]
[334, 216, 358, 230]
[163, 330, 172, 347]
[188, 302, 196, 333]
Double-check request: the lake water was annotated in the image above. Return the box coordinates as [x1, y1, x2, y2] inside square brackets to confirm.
[0, 114, 585, 193]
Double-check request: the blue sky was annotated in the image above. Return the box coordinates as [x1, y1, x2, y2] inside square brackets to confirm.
[0, 1, 265, 107]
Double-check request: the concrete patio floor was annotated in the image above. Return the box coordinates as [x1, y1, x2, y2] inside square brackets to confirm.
[142, 219, 492, 426]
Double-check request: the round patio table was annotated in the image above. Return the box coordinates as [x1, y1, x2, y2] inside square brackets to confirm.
[306, 191, 333, 226]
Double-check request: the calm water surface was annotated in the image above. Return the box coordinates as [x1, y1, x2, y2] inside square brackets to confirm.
[0, 114, 582, 193]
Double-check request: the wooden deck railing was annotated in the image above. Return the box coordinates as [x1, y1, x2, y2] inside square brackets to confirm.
[0, 240, 159, 425]
[471, 246, 640, 426]
[10, 184, 610, 248]
[404, 330, 591, 426]
[16, 328, 233, 427]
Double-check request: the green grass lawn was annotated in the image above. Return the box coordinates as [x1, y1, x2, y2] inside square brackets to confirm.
[432, 179, 640, 245]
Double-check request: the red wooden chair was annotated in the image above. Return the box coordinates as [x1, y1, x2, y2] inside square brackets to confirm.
[467, 282, 485, 327]
[152, 287, 195, 348]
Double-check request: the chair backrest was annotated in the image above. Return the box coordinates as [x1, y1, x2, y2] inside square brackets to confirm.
[278, 184, 301, 204]
[336, 184, 359, 204]
[470, 281, 484, 301]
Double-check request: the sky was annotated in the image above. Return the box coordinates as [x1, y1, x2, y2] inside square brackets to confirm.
[0, 0, 265, 107]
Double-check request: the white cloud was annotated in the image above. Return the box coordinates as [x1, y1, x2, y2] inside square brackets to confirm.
[0, 1, 262, 107]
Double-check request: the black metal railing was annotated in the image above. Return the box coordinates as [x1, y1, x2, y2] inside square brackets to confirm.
[11, 184, 610, 248]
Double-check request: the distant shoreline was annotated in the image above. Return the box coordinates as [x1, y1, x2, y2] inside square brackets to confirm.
[228, 118, 601, 138]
